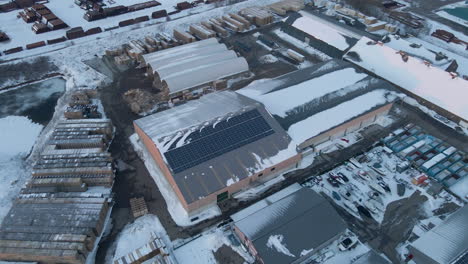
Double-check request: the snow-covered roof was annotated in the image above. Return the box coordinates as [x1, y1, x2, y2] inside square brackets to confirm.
[288, 89, 397, 144]
[344, 37, 468, 121]
[353, 250, 392, 264]
[288, 11, 360, 51]
[233, 187, 347, 264]
[134, 91, 298, 204]
[238, 60, 398, 145]
[162, 57, 249, 95]
[409, 204, 468, 264]
[142, 38, 249, 95]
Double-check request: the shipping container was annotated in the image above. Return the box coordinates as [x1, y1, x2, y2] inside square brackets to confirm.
[104, 5, 128, 17]
[26, 41, 46, 49]
[47, 36, 67, 45]
[127, 0, 160, 12]
[151, 9, 167, 19]
[176, 1, 192, 10]
[4, 46, 23, 54]
[84, 10, 105, 21]
[85, 27, 102, 36]
[66, 27, 85, 39]
[119, 19, 135, 27]
[134, 15, 149, 23]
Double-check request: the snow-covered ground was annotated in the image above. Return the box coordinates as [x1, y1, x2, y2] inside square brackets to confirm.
[109, 214, 174, 262]
[292, 11, 360, 51]
[305, 230, 375, 264]
[173, 226, 254, 264]
[0, 116, 43, 222]
[129, 133, 221, 227]
[304, 145, 462, 224]
[274, 29, 332, 61]
[0, 0, 282, 61]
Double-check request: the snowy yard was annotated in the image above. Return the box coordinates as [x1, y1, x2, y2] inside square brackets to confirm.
[173, 227, 254, 264]
[304, 145, 463, 224]
[0, 116, 43, 222]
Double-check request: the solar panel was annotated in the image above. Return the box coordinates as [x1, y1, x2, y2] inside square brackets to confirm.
[454, 251, 468, 264]
[164, 109, 275, 173]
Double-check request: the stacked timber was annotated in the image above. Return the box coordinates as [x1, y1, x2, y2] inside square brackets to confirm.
[189, 24, 216, 39]
[0, 195, 111, 264]
[173, 29, 195, 43]
[240, 6, 273, 26]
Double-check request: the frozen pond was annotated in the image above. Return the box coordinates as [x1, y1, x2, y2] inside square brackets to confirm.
[0, 77, 65, 124]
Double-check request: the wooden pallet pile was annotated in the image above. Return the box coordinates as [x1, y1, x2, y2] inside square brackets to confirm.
[130, 197, 149, 219]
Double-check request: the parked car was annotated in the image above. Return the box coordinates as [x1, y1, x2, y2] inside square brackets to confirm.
[357, 170, 371, 181]
[338, 237, 358, 251]
[327, 177, 340, 188]
[332, 191, 341, 201]
[337, 172, 349, 183]
[378, 181, 391, 193]
[331, 175, 346, 185]
[339, 189, 352, 200]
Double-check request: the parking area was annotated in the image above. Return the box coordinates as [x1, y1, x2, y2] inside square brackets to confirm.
[303, 142, 463, 263]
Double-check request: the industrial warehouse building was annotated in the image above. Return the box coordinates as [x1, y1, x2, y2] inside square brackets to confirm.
[344, 37, 468, 127]
[231, 184, 347, 264]
[281, 11, 361, 58]
[141, 38, 249, 102]
[238, 60, 398, 150]
[134, 91, 300, 213]
[409, 204, 468, 264]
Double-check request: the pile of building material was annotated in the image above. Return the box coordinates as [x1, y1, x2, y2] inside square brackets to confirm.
[114, 235, 173, 264]
[22, 4, 68, 34]
[0, 86, 116, 264]
[268, 0, 304, 15]
[130, 197, 149, 219]
[333, 4, 397, 33]
[142, 38, 249, 102]
[30, 119, 115, 188]
[65, 91, 101, 119]
[240, 6, 274, 26]
[123, 88, 159, 114]
[0, 194, 111, 264]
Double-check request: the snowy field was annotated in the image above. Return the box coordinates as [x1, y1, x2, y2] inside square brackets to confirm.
[173, 227, 254, 264]
[108, 214, 175, 263]
[0, 116, 43, 222]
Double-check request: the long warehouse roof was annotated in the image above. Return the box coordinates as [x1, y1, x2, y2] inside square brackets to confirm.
[344, 37, 468, 121]
[134, 91, 298, 204]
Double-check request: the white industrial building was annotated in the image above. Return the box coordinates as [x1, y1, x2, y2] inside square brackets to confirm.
[409, 205, 468, 264]
[141, 38, 249, 101]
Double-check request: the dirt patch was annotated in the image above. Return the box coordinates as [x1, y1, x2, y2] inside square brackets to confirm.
[214, 245, 245, 264]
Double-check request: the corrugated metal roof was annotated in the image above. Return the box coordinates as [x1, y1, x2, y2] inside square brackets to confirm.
[353, 250, 392, 264]
[163, 57, 248, 95]
[410, 205, 468, 264]
[233, 188, 347, 264]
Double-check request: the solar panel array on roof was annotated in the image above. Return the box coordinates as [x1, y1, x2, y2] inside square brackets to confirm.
[164, 109, 275, 173]
[454, 252, 468, 264]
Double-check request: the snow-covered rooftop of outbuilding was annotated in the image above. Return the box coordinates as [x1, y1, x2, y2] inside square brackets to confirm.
[289, 11, 361, 51]
[232, 187, 347, 264]
[238, 61, 369, 118]
[288, 89, 397, 144]
[344, 37, 468, 121]
[409, 204, 468, 264]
